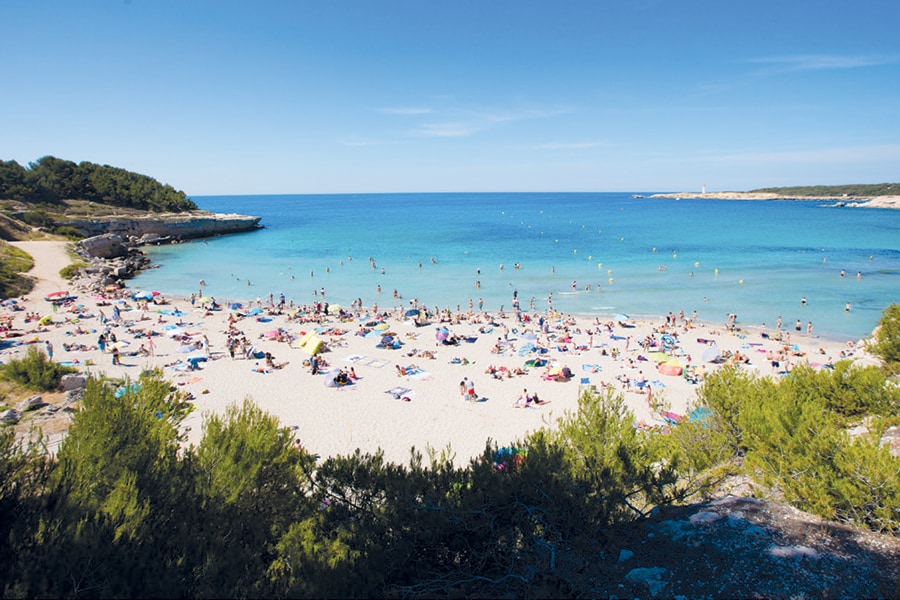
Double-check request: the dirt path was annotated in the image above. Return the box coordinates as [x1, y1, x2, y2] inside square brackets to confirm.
[9, 241, 73, 300]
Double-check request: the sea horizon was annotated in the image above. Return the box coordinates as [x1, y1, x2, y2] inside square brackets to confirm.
[131, 192, 900, 342]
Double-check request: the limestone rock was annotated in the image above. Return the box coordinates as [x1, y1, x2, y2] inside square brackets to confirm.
[1, 409, 21, 423]
[16, 395, 46, 412]
[61, 374, 87, 391]
[80, 233, 128, 259]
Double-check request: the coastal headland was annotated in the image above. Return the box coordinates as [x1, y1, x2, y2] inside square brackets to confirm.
[650, 191, 900, 209]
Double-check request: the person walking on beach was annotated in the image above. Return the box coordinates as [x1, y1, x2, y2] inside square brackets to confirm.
[467, 378, 476, 402]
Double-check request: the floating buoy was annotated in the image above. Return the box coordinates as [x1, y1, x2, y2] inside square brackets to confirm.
[608, 277, 614, 283]
[739, 279, 744, 285]
[694, 261, 700, 267]
[573, 249, 577, 254]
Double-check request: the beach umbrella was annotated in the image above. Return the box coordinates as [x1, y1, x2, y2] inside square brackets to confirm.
[405, 308, 420, 317]
[132, 291, 153, 301]
[45, 291, 69, 301]
[435, 328, 449, 342]
[381, 335, 394, 345]
[38, 315, 53, 325]
[648, 351, 669, 362]
[615, 313, 630, 322]
[151, 291, 161, 297]
[264, 329, 279, 339]
[702, 346, 720, 363]
[374, 323, 389, 331]
[248, 307, 263, 316]
[327, 303, 341, 312]
[229, 302, 243, 310]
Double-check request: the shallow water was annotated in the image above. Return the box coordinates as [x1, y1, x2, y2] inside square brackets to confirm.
[132, 193, 900, 341]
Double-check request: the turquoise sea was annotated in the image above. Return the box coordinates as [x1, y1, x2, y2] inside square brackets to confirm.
[132, 193, 900, 342]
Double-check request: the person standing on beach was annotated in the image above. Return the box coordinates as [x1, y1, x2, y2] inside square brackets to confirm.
[807, 321, 813, 336]
[467, 378, 476, 402]
[460, 378, 468, 400]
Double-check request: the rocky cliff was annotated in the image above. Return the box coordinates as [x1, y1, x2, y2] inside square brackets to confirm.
[63, 211, 262, 240]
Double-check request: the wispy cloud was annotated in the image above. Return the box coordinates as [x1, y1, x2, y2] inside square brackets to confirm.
[749, 53, 899, 73]
[469, 106, 571, 123]
[410, 122, 481, 138]
[526, 140, 609, 150]
[377, 107, 434, 115]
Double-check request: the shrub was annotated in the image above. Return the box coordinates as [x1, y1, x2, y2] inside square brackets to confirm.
[0, 345, 75, 391]
[869, 304, 900, 374]
[59, 262, 86, 280]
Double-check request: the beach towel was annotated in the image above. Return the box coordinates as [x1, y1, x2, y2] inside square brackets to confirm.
[385, 386, 412, 398]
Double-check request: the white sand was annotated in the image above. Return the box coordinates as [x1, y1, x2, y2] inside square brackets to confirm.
[4, 241, 873, 465]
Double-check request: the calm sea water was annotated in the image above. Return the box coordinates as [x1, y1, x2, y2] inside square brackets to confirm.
[132, 193, 900, 341]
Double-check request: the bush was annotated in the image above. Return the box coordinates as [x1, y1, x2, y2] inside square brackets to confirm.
[0, 345, 75, 391]
[59, 262, 86, 280]
[869, 304, 900, 375]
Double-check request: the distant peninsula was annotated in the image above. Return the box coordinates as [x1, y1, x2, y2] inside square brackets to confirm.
[649, 183, 900, 209]
[0, 156, 261, 241]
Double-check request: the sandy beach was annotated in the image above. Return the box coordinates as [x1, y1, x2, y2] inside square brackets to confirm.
[4, 241, 876, 465]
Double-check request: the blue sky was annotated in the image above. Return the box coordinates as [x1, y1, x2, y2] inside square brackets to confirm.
[2, 0, 899, 195]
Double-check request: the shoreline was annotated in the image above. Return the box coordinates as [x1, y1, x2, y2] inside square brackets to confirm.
[648, 192, 900, 209]
[4, 241, 879, 464]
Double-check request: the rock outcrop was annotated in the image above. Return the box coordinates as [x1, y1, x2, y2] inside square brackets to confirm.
[64, 211, 262, 240]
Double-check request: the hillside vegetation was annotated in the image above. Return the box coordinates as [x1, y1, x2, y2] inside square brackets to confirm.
[0, 156, 196, 213]
[750, 183, 899, 197]
[0, 242, 34, 297]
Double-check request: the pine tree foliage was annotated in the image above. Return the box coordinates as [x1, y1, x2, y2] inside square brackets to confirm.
[1, 363, 899, 597]
[869, 303, 900, 374]
[0, 156, 196, 212]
